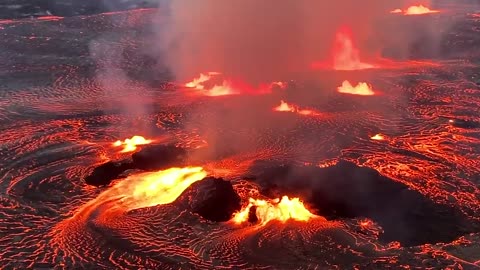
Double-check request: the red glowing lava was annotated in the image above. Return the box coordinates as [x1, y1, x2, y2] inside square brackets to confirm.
[233, 196, 315, 226]
[337, 80, 375, 96]
[391, 5, 440, 15]
[273, 100, 320, 116]
[113, 135, 152, 153]
[185, 72, 237, 96]
[312, 28, 375, 71]
[185, 72, 286, 96]
[311, 28, 439, 70]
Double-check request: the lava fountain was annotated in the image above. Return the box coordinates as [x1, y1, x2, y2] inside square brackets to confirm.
[113, 135, 153, 153]
[311, 28, 375, 70]
[337, 80, 375, 96]
[233, 196, 316, 226]
[273, 100, 320, 116]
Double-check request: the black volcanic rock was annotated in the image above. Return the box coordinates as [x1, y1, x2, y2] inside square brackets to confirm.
[131, 144, 188, 171]
[449, 119, 480, 129]
[84, 144, 189, 187]
[84, 161, 133, 187]
[184, 177, 242, 222]
[248, 160, 479, 246]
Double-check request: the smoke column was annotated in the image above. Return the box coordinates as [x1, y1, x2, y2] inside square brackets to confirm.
[153, 0, 428, 84]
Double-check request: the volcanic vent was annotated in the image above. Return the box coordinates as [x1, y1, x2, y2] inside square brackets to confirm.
[248, 160, 479, 246]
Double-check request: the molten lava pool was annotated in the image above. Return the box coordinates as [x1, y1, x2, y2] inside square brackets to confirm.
[1, 6, 480, 270]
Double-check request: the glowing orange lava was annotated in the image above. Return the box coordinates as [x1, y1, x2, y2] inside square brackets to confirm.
[184, 72, 237, 96]
[391, 5, 440, 15]
[185, 73, 286, 96]
[273, 100, 320, 116]
[113, 135, 152, 153]
[370, 134, 385, 140]
[233, 196, 315, 225]
[77, 167, 208, 214]
[337, 80, 375, 96]
[120, 167, 207, 210]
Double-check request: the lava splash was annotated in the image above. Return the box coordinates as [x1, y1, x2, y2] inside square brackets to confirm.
[337, 80, 375, 96]
[233, 196, 316, 225]
[273, 100, 320, 116]
[113, 135, 153, 153]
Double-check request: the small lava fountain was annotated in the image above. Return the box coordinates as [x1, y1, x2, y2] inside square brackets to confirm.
[113, 135, 153, 153]
[233, 196, 316, 226]
[337, 80, 375, 96]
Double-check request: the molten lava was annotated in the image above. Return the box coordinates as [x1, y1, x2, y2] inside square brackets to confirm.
[233, 196, 315, 225]
[185, 72, 287, 96]
[337, 80, 375, 96]
[80, 166, 208, 213]
[391, 5, 440, 15]
[370, 134, 385, 140]
[121, 167, 207, 210]
[273, 100, 320, 116]
[113, 135, 152, 153]
[185, 72, 237, 96]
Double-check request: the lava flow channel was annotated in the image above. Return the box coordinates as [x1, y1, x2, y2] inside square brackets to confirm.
[65, 167, 207, 217]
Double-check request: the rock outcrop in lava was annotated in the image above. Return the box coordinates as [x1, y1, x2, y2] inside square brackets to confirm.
[84, 144, 188, 186]
[248, 160, 480, 246]
[179, 177, 242, 222]
[84, 160, 133, 186]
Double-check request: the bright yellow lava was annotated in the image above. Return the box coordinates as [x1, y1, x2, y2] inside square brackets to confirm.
[233, 196, 315, 225]
[121, 167, 207, 210]
[113, 135, 152, 153]
[370, 134, 385, 140]
[337, 80, 375, 96]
